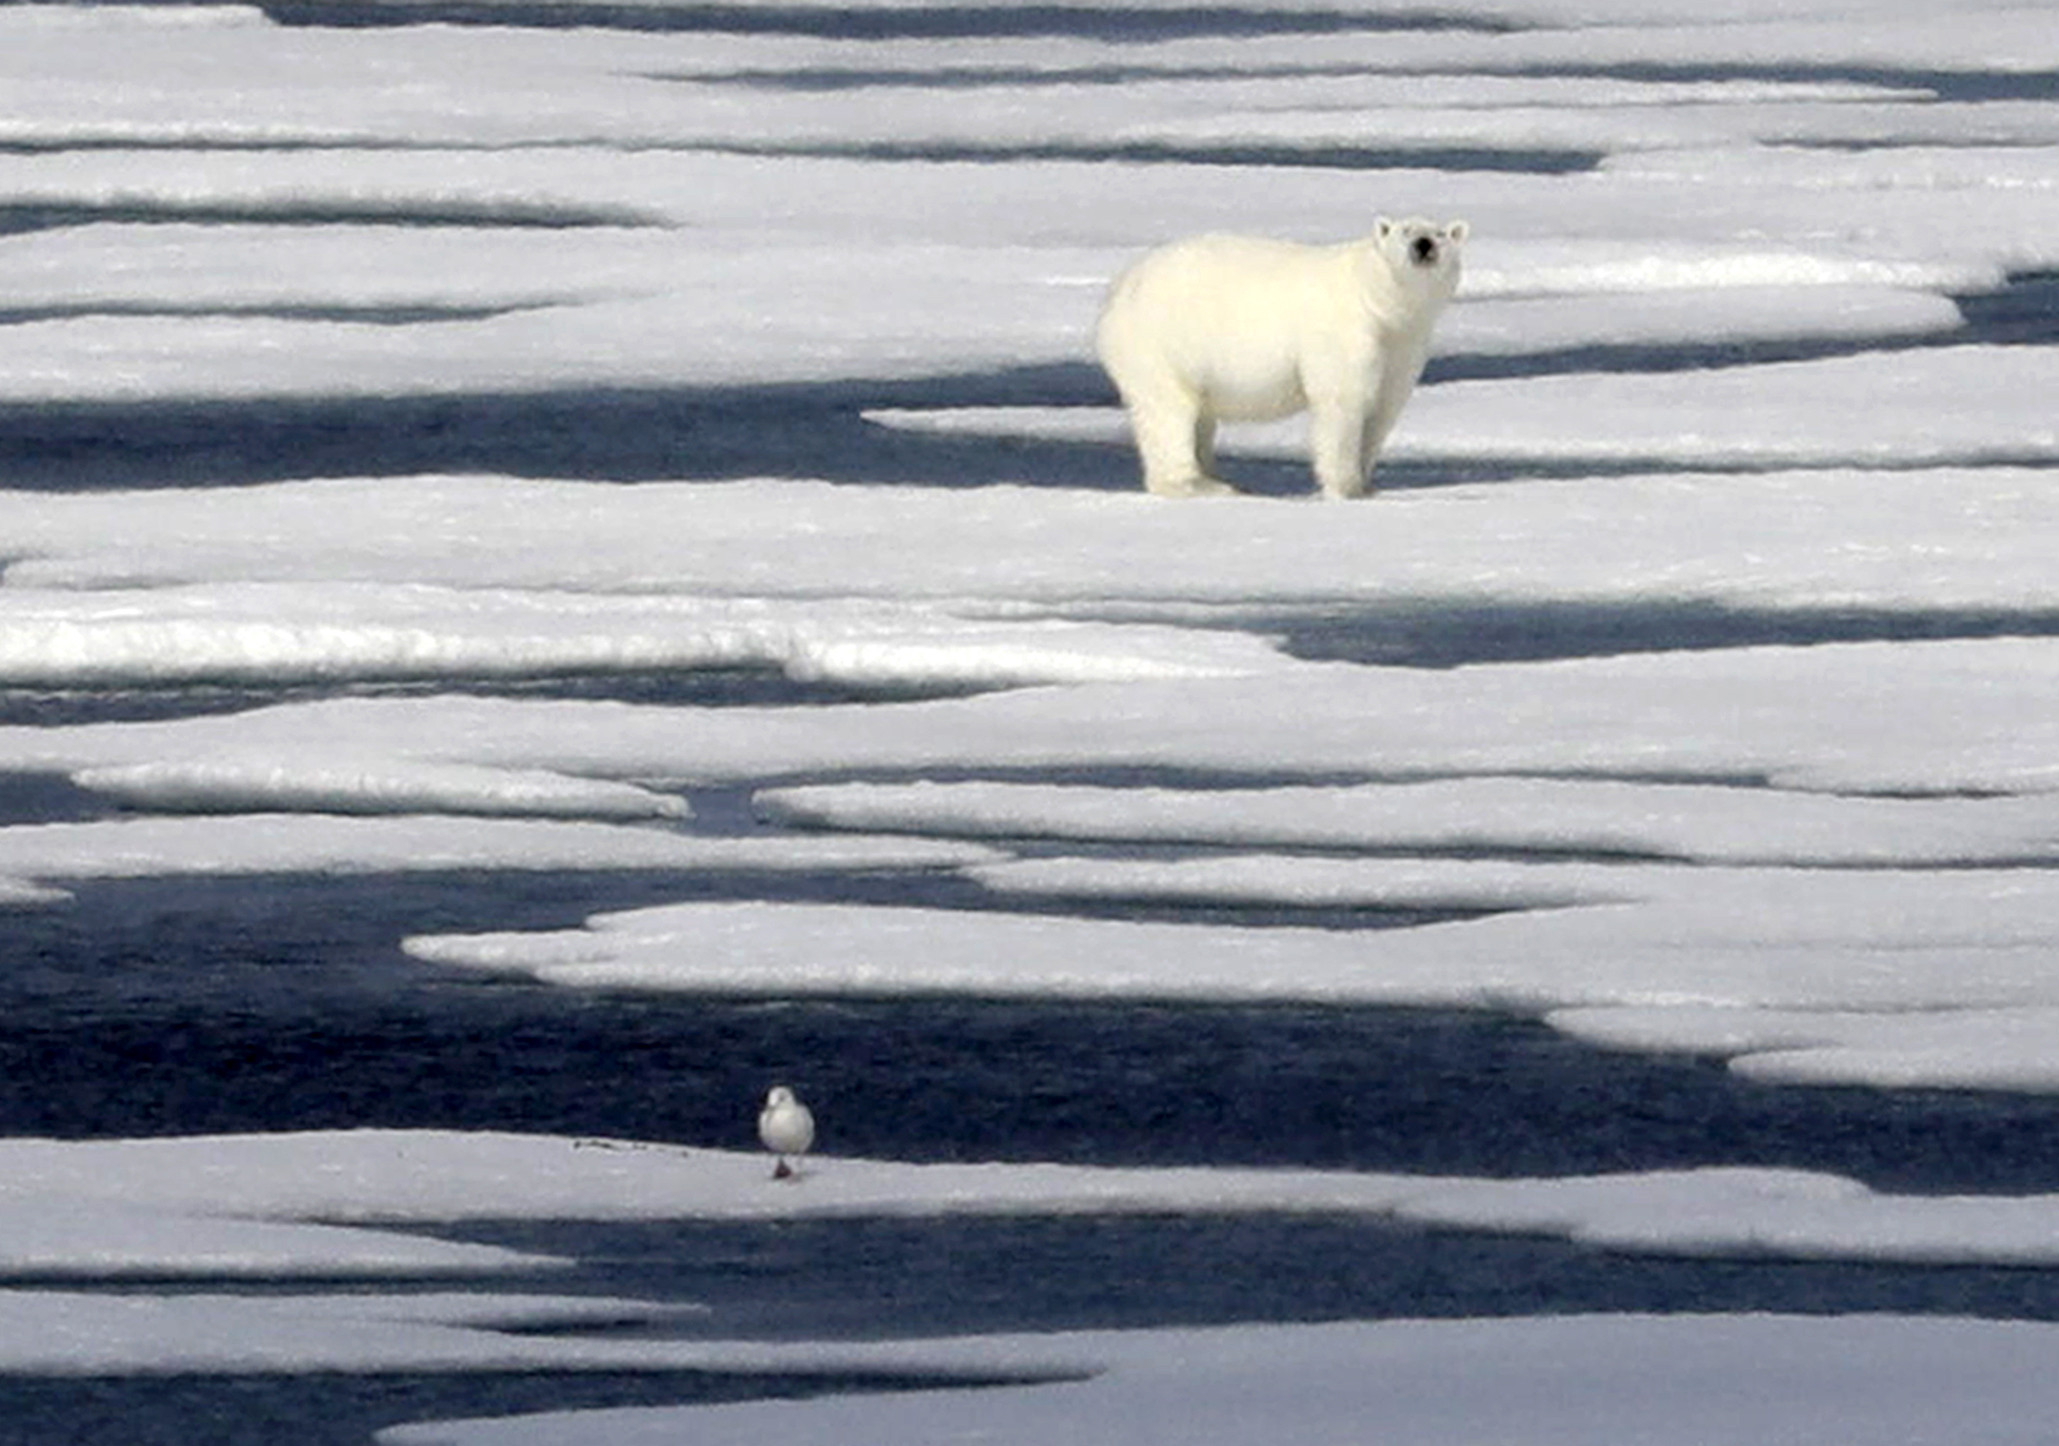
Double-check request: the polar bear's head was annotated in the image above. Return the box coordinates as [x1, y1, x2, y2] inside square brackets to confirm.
[1372, 216, 1468, 298]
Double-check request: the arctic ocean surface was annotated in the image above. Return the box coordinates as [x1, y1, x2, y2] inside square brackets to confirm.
[0, 0, 2055, 1442]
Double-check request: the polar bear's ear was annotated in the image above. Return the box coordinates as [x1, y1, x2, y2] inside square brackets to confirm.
[1445, 220, 1470, 243]
[1374, 217, 1394, 240]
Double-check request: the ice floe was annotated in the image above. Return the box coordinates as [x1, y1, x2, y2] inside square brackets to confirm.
[8, 635, 2057, 799]
[0, 1196, 554, 1280]
[0, 817, 992, 906]
[399, 879, 2059, 1012]
[17, 1130, 2059, 1268]
[402, 863, 2059, 1089]
[0, 1286, 1016, 1380]
[0, 584, 1282, 690]
[757, 777, 2059, 866]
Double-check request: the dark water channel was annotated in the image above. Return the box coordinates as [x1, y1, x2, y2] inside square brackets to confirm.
[12, 870, 2059, 1193]
[10, 866, 2059, 1443]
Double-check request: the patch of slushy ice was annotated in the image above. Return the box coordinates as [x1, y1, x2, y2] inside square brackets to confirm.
[372, 1314, 2059, 1446]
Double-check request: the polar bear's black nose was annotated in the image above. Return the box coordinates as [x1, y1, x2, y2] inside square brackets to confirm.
[1411, 236, 1437, 264]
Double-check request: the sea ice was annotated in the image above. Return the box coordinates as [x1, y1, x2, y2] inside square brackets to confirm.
[757, 777, 2059, 867]
[15, 1130, 2059, 1268]
[0, 1196, 555, 1280]
[0, 1286, 1007, 1380]
[1, 0, 2056, 1441]
[380, 1316, 2059, 1446]
[0, 816, 994, 902]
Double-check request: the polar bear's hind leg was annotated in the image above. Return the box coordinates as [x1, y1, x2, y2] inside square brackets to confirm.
[1115, 376, 1236, 497]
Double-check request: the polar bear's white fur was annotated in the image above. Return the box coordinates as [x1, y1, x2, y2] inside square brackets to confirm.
[1096, 217, 1467, 498]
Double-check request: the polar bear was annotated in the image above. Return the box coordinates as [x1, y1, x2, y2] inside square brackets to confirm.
[1096, 217, 1467, 499]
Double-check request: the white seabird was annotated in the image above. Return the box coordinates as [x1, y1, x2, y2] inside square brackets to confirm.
[758, 1085, 815, 1180]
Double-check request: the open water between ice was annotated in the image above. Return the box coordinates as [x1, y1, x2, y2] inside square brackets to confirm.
[10, 863, 2059, 1443]
[8, 862, 2059, 1442]
[1, 14, 2054, 1431]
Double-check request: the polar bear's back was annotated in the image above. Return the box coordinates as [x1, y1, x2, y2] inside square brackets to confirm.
[1101, 233, 1347, 335]
[1097, 233, 1357, 417]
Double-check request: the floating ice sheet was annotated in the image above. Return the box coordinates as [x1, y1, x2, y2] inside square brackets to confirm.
[0, 1196, 555, 1280]
[7, 635, 2059, 834]
[0, 584, 1282, 690]
[1551, 1004, 2059, 1091]
[0, 1286, 1012, 1379]
[402, 878, 2059, 1011]
[16, 1130, 2059, 1267]
[758, 777, 2059, 867]
[402, 861, 2059, 1090]
[0, 816, 993, 901]
[52, 636, 2039, 796]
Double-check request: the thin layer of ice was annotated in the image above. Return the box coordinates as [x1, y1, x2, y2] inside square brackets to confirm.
[400, 882, 2059, 1014]
[0, 584, 1283, 690]
[0, 1196, 557, 1280]
[51, 637, 2034, 797]
[0, 1287, 1023, 1379]
[1550, 1004, 2059, 1091]
[0, 816, 994, 891]
[372, 1315, 2059, 1446]
[73, 759, 690, 821]
[1445, 284, 1964, 354]
[6, 636, 2058, 836]
[402, 867, 2059, 1089]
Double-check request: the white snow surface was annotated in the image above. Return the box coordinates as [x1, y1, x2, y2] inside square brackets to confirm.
[758, 777, 2059, 866]
[15, 1129, 2059, 1269]
[0, 817, 994, 906]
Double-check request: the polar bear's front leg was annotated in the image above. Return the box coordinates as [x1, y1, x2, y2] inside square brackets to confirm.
[1308, 395, 1373, 500]
[1358, 342, 1430, 493]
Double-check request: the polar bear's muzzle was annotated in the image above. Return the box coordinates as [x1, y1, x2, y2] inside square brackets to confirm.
[1410, 236, 1439, 266]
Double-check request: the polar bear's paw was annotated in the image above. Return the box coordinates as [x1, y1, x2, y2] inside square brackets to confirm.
[1147, 474, 1241, 499]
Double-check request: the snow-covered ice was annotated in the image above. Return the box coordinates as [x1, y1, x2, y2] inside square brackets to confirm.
[758, 777, 2059, 866]
[0, 817, 995, 907]
[1, 0, 2056, 1438]
[18, 1129, 2059, 1268]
